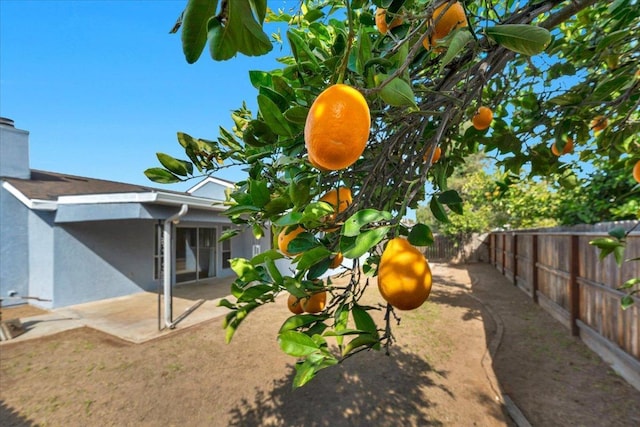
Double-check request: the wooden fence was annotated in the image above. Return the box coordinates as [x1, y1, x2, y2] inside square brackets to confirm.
[488, 222, 640, 390]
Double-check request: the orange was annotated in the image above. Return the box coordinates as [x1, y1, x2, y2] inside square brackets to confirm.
[551, 137, 574, 156]
[278, 225, 305, 256]
[633, 160, 640, 183]
[472, 106, 493, 130]
[329, 252, 344, 269]
[319, 187, 352, 231]
[433, 146, 442, 162]
[590, 115, 608, 132]
[287, 293, 304, 314]
[375, 8, 403, 35]
[422, 146, 442, 163]
[378, 237, 432, 311]
[305, 84, 371, 171]
[302, 291, 327, 313]
[423, 1, 468, 51]
[319, 187, 352, 216]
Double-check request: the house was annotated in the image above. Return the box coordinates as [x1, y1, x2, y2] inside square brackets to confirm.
[0, 118, 270, 313]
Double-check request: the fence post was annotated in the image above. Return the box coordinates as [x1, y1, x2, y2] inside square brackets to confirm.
[489, 233, 493, 264]
[532, 234, 539, 304]
[502, 233, 506, 275]
[569, 234, 580, 336]
[513, 233, 518, 287]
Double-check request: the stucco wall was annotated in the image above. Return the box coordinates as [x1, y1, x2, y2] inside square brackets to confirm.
[0, 186, 30, 306]
[28, 211, 55, 308]
[51, 220, 157, 307]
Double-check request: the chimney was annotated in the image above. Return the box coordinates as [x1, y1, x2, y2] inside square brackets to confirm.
[0, 118, 31, 179]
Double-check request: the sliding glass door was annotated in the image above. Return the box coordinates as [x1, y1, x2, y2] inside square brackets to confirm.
[175, 226, 217, 284]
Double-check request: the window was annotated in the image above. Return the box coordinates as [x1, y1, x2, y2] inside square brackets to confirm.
[154, 222, 163, 280]
[222, 225, 232, 269]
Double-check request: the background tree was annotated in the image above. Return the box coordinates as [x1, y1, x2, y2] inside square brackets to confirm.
[147, 0, 640, 386]
[416, 153, 561, 235]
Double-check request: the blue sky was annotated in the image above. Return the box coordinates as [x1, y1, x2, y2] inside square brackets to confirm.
[1, 0, 289, 192]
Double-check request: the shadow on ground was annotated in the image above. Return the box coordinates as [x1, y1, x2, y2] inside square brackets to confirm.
[227, 346, 450, 427]
[0, 400, 35, 427]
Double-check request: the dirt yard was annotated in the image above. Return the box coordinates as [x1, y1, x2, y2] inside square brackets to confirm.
[1, 263, 639, 426]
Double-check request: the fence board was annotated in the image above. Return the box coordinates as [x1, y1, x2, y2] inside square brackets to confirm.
[488, 221, 640, 381]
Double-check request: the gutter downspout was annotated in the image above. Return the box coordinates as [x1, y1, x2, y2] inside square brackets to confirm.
[163, 204, 188, 329]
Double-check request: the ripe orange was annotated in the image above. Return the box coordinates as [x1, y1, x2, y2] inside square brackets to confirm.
[633, 160, 640, 183]
[432, 146, 442, 162]
[319, 187, 352, 231]
[590, 115, 608, 132]
[378, 237, 432, 311]
[432, 1, 468, 38]
[319, 187, 352, 215]
[278, 225, 305, 256]
[422, 146, 442, 163]
[287, 293, 304, 314]
[329, 252, 344, 269]
[375, 8, 403, 35]
[472, 106, 493, 130]
[423, 1, 468, 51]
[302, 291, 327, 313]
[551, 137, 574, 156]
[305, 84, 371, 171]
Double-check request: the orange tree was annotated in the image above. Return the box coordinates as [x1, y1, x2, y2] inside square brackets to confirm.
[146, 0, 640, 386]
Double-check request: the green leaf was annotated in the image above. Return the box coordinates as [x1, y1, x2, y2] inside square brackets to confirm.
[621, 295, 635, 310]
[223, 204, 262, 217]
[263, 197, 291, 216]
[589, 237, 624, 250]
[342, 334, 380, 357]
[219, 228, 241, 242]
[230, 258, 260, 282]
[278, 330, 320, 357]
[224, 302, 259, 343]
[243, 120, 277, 147]
[342, 209, 392, 237]
[341, 227, 390, 259]
[237, 284, 272, 302]
[208, 0, 272, 61]
[248, 70, 272, 88]
[438, 28, 473, 72]
[293, 358, 317, 388]
[296, 246, 332, 271]
[485, 24, 551, 56]
[250, 249, 283, 265]
[287, 29, 319, 68]
[144, 168, 181, 184]
[608, 227, 626, 240]
[375, 74, 416, 107]
[207, 17, 237, 61]
[352, 304, 381, 350]
[181, 0, 219, 63]
[279, 313, 329, 333]
[334, 303, 349, 347]
[307, 257, 331, 280]
[429, 196, 450, 223]
[292, 354, 337, 388]
[257, 94, 292, 137]
[283, 106, 309, 125]
[613, 246, 625, 267]
[288, 232, 319, 254]
[591, 75, 630, 102]
[249, 179, 270, 208]
[438, 189, 463, 205]
[619, 278, 640, 290]
[408, 224, 434, 246]
[274, 212, 304, 226]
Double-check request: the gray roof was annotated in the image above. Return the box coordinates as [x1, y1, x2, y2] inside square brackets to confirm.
[3, 170, 185, 201]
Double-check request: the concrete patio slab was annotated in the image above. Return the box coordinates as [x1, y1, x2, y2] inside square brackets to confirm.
[1, 277, 236, 344]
